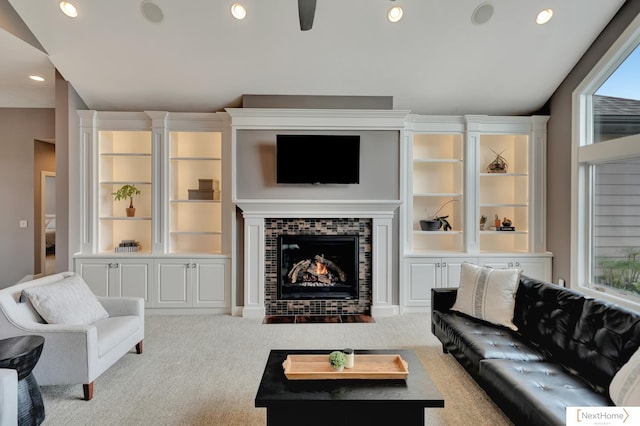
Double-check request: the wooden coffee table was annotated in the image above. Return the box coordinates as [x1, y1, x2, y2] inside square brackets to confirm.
[255, 349, 444, 426]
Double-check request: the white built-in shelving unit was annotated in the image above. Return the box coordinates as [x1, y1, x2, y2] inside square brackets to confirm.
[75, 111, 231, 313]
[401, 115, 551, 312]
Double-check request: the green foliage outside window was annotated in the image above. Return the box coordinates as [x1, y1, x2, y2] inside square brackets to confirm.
[597, 248, 640, 295]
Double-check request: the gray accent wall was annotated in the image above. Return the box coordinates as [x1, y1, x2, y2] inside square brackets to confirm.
[0, 108, 54, 286]
[235, 129, 400, 200]
[547, 0, 640, 287]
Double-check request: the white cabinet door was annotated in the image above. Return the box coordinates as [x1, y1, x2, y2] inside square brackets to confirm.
[155, 259, 191, 307]
[480, 257, 552, 282]
[516, 258, 552, 282]
[75, 259, 111, 297]
[112, 259, 153, 303]
[75, 258, 153, 303]
[193, 259, 228, 308]
[404, 257, 478, 310]
[154, 258, 229, 309]
[440, 258, 478, 288]
[405, 260, 439, 308]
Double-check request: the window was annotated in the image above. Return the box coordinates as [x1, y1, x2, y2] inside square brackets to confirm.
[593, 44, 640, 143]
[574, 16, 640, 305]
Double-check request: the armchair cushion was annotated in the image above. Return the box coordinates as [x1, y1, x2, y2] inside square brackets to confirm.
[23, 274, 109, 325]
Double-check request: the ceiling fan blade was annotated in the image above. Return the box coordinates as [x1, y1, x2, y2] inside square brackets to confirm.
[298, 0, 317, 31]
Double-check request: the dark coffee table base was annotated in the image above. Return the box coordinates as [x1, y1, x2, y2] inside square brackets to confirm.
[266, 404, 424, 426]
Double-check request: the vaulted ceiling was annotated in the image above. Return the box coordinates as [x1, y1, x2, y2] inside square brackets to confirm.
[1, 0, 627, 115]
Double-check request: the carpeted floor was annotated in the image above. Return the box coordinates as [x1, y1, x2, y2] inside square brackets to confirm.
[39, 314, 512, 426]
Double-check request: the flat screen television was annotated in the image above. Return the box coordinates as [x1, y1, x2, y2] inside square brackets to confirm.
[276, 135, 360, 184]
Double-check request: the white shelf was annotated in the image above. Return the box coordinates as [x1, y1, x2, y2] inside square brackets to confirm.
[479, 173, 528, 177]
[414, 230, 463, 235]
[100, 181, 152, 185]
[481, 230, 528, 235]
[170, 199, 221, 203]
[480, 203, 528, 208]
[101, 153, 151, 157]
[170, 157, 222, 161]
[170, 231, 222, 235]
[414, 193, 463, 198]
[99, 217, 152, 221]
[414, 159, 462, 164]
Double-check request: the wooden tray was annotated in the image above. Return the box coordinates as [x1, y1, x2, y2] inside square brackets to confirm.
[282, 354, 409, 380]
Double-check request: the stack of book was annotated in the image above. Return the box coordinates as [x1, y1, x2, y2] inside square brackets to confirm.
[115, 240, 141, 253]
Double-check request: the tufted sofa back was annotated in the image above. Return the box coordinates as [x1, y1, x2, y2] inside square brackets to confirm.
[513, 276, 640, 393]
[567, 298, 640, 392]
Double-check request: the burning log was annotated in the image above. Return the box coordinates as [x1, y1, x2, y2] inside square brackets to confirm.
[314, 255, 346, 282]
[288, 259, 311, 283]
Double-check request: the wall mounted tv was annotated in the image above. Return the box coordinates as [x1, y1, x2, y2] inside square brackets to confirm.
[276, 135, 360, 184]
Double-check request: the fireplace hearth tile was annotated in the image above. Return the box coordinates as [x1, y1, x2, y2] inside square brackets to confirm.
[262, 315, 375, 324]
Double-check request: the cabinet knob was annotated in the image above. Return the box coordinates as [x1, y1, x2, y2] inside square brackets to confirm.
[191, 263, 197, 269]
[436, 262, 440, 268]
[515, 262, 520, 267]
[442, 262, 447, 268]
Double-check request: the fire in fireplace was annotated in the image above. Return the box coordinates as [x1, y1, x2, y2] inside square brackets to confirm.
[278, 235, 359, 300]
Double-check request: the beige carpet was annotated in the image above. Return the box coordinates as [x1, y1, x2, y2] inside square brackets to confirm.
[39, 314, 512, 425]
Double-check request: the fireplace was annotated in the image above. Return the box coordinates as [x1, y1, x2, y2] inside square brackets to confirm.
[278, 235, 359, 300]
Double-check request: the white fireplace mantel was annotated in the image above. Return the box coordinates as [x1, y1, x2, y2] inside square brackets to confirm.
[237, 199, 401, 318]
[236, 199, 401, 219]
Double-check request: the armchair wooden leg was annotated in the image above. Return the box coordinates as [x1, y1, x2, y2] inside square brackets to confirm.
[83, 382, 94, 401]
[136, 341, 143, 354]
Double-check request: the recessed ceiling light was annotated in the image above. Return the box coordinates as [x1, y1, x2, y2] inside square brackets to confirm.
[29, 75, 45, 82]
[141, 1, 164, 24]
[59, 2, 78, 18]
[231, 3, 247, 20]
[536, 9, 553, 25]
[388, 6, 403, 23]
[471, 2, 494, 26]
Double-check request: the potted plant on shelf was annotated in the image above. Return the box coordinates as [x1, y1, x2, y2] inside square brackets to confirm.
[328, 351, 347, 372]
[113, 184, 141, 217]
[487, 148, 509, 173]
[480, 215, 487, 231]
[420, 199, 458, 231]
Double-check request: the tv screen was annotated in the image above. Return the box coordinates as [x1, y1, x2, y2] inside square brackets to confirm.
[276, 135, 360, 184]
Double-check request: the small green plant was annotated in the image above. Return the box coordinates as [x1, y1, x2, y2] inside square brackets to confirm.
[328, 351, 347, 370]
[113, 184, 141, 209]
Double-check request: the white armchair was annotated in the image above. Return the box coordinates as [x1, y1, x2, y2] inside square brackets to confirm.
[0, 272, 144, 400]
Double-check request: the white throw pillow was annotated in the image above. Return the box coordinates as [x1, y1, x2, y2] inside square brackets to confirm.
[23, 274, 109, 325]
[610, 348, 640, 406]
[451, 262, 521, 331]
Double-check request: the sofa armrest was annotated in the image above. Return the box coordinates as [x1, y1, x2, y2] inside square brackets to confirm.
[97, 297, 144, 318]
[432, 287, 458, 313]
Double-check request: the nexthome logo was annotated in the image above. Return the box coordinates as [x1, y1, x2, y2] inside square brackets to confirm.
[566, 407, 639, 425]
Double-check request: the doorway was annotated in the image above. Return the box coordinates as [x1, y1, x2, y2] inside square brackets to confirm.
[41, 171, 56, 276]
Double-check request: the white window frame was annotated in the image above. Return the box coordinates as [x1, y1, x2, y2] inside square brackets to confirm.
[572, 14, 640, 310]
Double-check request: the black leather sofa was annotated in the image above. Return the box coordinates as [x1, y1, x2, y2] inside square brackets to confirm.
[431, 275, 640, 426]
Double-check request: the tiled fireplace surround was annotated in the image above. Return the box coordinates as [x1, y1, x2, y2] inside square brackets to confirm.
[264, 218, 371, 316]
[238, 201, 399, 318]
